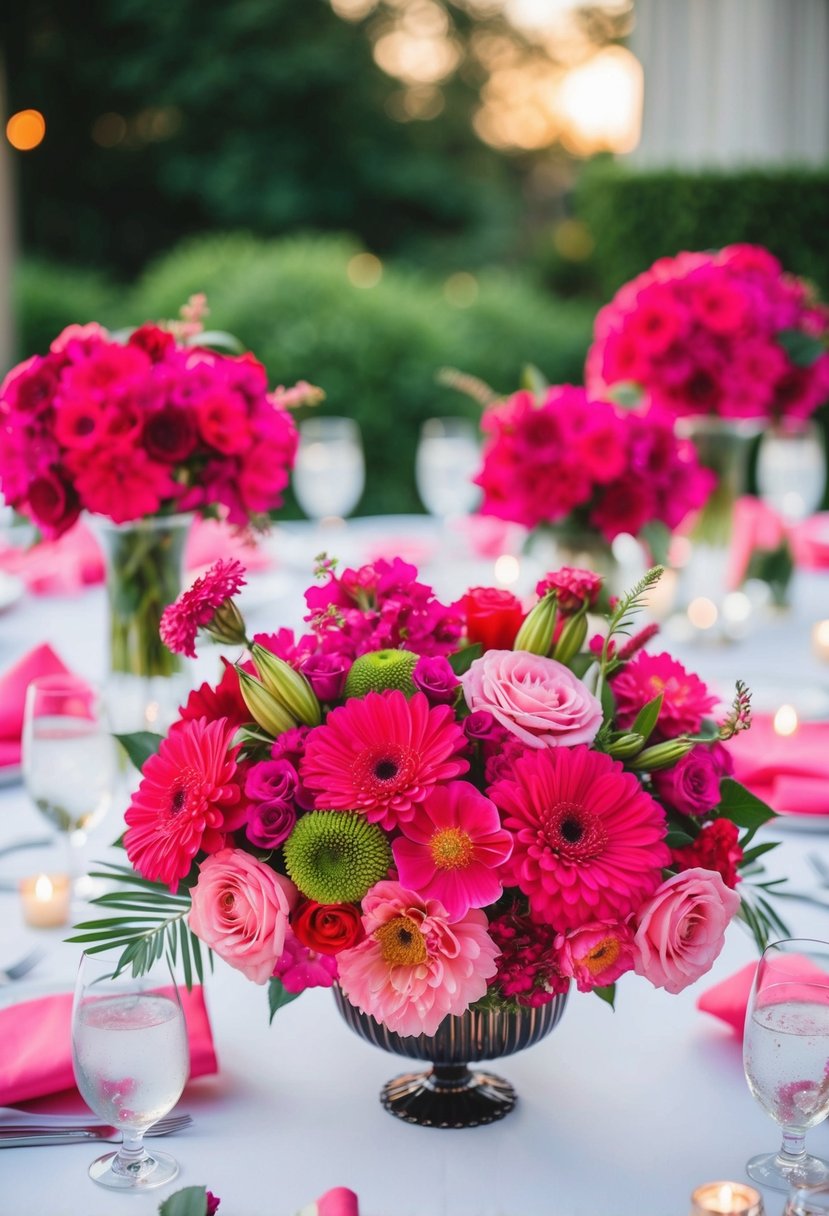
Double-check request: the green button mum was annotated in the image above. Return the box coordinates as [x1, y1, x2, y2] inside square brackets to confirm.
[283, 811, 392, 903]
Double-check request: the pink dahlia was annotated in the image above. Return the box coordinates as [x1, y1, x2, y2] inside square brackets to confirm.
[489, 745, 670, 930]
[392, 780, 513, 918]
[555, 922, 636, 992]
[336, 880, 499, 1036]
[125, 717, 247, 890]
[300, 690, 468, 831]
[612, 651, 718, 740]
[160, 558, 247, 658]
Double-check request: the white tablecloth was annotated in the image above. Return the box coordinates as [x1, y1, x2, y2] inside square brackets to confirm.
[1, 517, 829, 1216]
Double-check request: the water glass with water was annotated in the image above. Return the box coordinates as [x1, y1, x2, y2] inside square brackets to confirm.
[415, 416, 481, 521]
[293, 416, 365, 521]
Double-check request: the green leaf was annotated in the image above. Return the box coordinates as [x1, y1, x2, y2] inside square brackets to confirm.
[268, 977, 301, 1023]
[639, 521, 671, 567]
[739, 841, 779, 866]
[664, 829, 695, 848]
[115, 731, 164, 772]
[600, 679, 616, 721]
[159, 1185, 209, 1216]
[777, 327, 826, 368]
[593, 984, 616, 1009]
[447, 644, 482, 676]
[717, 778, 777, 830]
[185, 329, 244, 354]
[519, 363, 548, 396]
[180, 919, 193, 991]
[631, 693, 663, 744]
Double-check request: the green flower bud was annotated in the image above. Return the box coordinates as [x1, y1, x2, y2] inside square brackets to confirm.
[237, 667, 298, 737]
[205, 599, 249, 649]
[251, 643, 321, 726]
[629, 738, 695, 771]
[513, 595, 557, 656]
[606, 732, 645, 759]
[552, 611, 587, 666]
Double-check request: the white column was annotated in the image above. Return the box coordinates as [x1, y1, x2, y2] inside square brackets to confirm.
[630, 0, 829, 168]
[0, 58, 16, 372]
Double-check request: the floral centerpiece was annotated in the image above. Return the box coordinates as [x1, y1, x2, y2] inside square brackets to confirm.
[0, 299, 311, 702]
[473, 384, 713, 565]
[75, 556, 787, 1060]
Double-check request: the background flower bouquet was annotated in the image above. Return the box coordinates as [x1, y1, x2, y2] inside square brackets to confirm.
[74, 556, 788, 1037]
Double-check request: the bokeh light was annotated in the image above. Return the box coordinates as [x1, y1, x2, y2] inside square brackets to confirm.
[347, 253, 383, 288]
[557, 45, 642, 155]
[6, 109, 46, 151]
[444, 272, 479, 308]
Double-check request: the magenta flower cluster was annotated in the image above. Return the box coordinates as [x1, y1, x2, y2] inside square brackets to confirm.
[0, 321, 298, 537]
[475, 385, 714, 540]
[586, 244, 829, 421]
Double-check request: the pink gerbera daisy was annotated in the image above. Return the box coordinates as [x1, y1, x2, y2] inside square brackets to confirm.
[336, 880, 499, 1036]
[611, 651, 718, 739]
[160, 558, 247, 658]
[124, 717, 246, 890]
[300, 690, 468, 831]
[392, 780, 513, 918]
[489, 745, 670, 930]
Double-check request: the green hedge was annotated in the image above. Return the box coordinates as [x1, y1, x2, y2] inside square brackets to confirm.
[126, 233, 595, 515]
[575, 162, 829, 298]
[14, 260, 120, 358]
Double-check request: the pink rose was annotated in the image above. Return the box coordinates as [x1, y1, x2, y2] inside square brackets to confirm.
[189, 847, 298, 984]
[460, 649, 603, 749]
[632, 867, 740, 995]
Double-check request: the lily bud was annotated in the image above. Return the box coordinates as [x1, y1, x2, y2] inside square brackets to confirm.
[251, 643, 322, 726]
[606, 732, 645, 759]
[513, 595, 557, 656]
[205, 598, 249, 649]
[237, 668, 298, 737]
[628, 738, 695, 771]
[552, 611, 587, 666]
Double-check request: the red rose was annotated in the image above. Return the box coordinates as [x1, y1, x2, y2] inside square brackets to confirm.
[128, 324, 175, 363]
[463, 586, 524, 651]
[143, 404, 198, 463]
[27, 470, 80, 538]
[292, 900, 364, 955]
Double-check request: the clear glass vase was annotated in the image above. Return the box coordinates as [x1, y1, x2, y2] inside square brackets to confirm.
[92, 514, 192, 735]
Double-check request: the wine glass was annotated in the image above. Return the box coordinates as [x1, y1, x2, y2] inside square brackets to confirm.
[21, 675, 116, 892]
[293, 416, 365, 522]
[743, 937, 829, 1191]
[786, 1181, 829, 1216]
[72, 951, 189, 1190]
[756, 421, 826, 523]
[415, 417, 481, 521]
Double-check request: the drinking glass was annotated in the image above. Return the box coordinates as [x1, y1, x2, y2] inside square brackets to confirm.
[786, 1181, 829, 1216]
[757, 421, 826, 523]
[71, 951, 189, 1190]
[293, 416, 365, 521]
[22, 675, 117, 889]
[743, 937, 829, 1191]
[415, 417, 481, 521]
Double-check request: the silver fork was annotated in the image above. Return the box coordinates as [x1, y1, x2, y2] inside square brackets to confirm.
[0, 1113, 192, 1148]
[0, 948, 44, 984]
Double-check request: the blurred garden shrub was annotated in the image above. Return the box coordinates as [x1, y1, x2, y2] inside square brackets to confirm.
[127, 233, 594, 516]
[576, 163, 829, 297]
[15, 260, 119, 357]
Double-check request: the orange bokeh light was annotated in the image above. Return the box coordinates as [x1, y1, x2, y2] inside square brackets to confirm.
[6, 109, 46, 151]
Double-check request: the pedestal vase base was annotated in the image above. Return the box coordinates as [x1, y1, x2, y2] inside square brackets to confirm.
[381, 1063, 515, 1128]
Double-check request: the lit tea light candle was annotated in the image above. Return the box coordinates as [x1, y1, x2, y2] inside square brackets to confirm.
[494, 554, 521, 588]
[20, 873, 71, 928]
[690, 1180, 763, 1216]
[773, 703, 799, 737]
[812, 620, 829, 662]
[688, 596, 719, 631]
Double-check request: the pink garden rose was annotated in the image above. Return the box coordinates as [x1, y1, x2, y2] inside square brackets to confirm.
[460, 649, 602, 748]
[189, 847, 298, 984]
[632, 867, 740, 994]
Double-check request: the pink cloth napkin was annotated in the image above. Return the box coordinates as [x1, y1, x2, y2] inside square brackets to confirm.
[727, 498, 829, 589]
[0, 518, 270, 597]
[698, 957, 829, 1038]
[313, 1188, 360, 1216]
[728, 713, 829, 817]
[0, 986, 217, 1106]
[0, 643, 69, 769]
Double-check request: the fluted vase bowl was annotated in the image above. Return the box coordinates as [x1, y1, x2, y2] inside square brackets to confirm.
[333, 986, 569, 1129]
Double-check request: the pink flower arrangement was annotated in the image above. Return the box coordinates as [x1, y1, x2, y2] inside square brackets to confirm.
[586, 245, 829, 421]
[474, 385, 713, 540]
[88, 556, 787, 1037]
[0, 316, 304, 537]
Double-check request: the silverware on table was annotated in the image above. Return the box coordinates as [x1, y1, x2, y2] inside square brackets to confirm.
[0, 1112, 192, 1148]
[0, 948, 44, 984]
[0, 838, 52, 861]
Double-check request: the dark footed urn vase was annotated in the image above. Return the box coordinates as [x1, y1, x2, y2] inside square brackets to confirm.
[333, 985, 569, 1129]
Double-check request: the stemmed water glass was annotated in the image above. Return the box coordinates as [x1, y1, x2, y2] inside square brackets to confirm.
[21, 675, 117, 894]
[72, 951, 189, 1190]
[292, 416, 365, 522]
[415, 416, 481, 522]
[743, 937, 829, 1191]
[756, 421, 826, 523]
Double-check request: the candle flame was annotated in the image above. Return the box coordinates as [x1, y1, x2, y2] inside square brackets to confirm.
[34, 873, 53, 901]
[773, 704, 799, 736]
[717, 1184, 734, 1208]
[816, 620, 829, 647]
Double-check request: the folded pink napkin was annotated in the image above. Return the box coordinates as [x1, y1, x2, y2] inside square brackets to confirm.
[728, 712, 829, 816]
[0, 986, 217, 1106]
[313, 1188, 359, 1216]
[698, 957, 829, 1037]
[727, 496, 788, 590]
[792, 512, 829, 570]
[0, 643, 69, 769]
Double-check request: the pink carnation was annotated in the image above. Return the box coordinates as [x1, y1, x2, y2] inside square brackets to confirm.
[535, 567, 603, 613]
[272, 930, 338, 994]
[160, 558, 247, 658]
[336, 880, 499, 1037]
